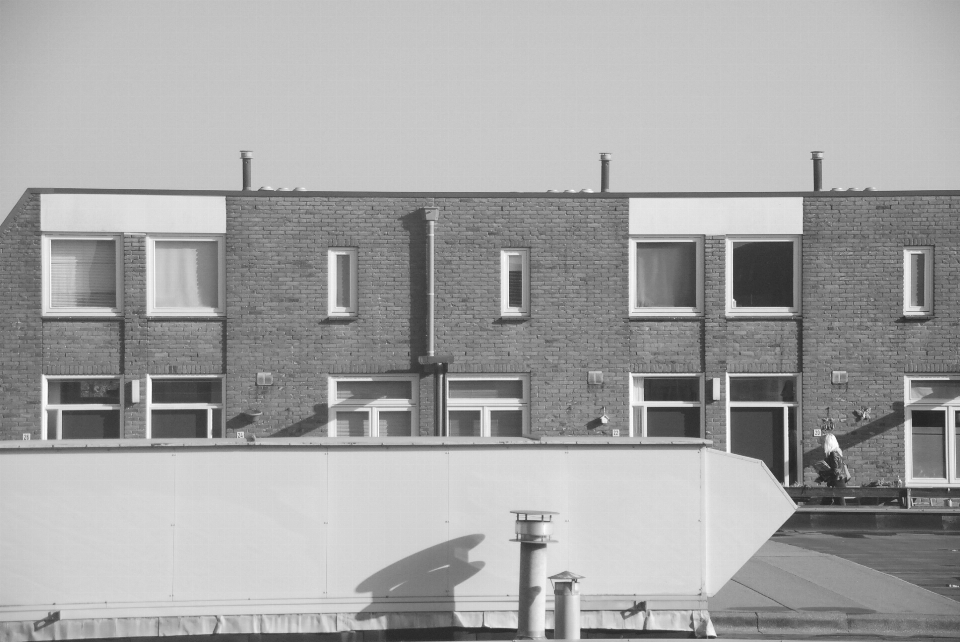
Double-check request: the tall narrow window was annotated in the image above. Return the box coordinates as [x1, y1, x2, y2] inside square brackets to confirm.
[327, 376, 418, 437]
[446, 376, 528, 437]
[727, 375, 800, 485]
[44, 377, 122, 439]
[630, 238, 703, 316]
[726, 237, 800, 316]
[630, 375, 703, 437]
[147, 376, 224, 438]
[328, 248, 358, 317]
[904, 247, 933, 316]
[43, 236, 121, 316]
[147, 236, 224, 316]
[501, 249, 529, 316]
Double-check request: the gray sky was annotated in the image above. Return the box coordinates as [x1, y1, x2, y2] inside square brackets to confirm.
[2, 0, 959, 220]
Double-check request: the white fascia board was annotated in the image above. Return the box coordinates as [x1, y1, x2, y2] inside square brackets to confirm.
[41, 194, 226, 233]
[629, 197, 803, 235]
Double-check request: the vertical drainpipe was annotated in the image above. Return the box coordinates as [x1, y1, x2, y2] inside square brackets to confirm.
[423, 207, 442, 435]
[600, 153, 611, 192]
[240, 150, 253, 190]
[811, 151, 823, 191]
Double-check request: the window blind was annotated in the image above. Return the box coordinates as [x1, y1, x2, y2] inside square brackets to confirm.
[154, 241, 218, 309]
[50, 239, 116, 308]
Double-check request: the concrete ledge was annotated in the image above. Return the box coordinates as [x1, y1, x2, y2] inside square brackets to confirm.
[712, 611, 960, 638]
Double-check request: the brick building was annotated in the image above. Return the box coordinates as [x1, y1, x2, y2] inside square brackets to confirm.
[2, 177, 959, 488]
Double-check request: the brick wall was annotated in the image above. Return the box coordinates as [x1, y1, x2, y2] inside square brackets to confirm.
[803, 195, 960, 483]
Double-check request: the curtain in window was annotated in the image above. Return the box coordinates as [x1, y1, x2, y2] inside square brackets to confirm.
[910, 253, 926, 307]
[155, 241, 218, 308]
[336, 254, 351, 308]
[508, 255, 524, 307]
[50, 239, 116, 308]
[636, 242, 696, 307]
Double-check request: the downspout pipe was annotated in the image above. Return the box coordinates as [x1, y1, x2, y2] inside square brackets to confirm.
[423, 207, 442, 435]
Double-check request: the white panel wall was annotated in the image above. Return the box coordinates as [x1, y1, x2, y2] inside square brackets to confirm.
[629, 197, 803, 235]
[40, 194, 226, 233]
[0, 441, 794, 623]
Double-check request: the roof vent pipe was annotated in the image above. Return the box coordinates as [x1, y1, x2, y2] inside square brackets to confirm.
[600, 153, 611, 192]
[241, 151, 253, 191]
[811, 151, 823, 191]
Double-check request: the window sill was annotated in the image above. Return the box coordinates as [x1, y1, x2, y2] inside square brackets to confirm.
[725, 315, 802, 321]
[627, 315, 703, 321]
[899, 314, 934, 322]
[146, 316, 226, 321]
[497, 316, 530, 323]
[42, 315, 123, 321]
[323, 316, 359, 323]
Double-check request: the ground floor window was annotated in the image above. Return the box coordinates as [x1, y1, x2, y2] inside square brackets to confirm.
[630, 374, 703, 437]
[727, 374, 799, 485]
[327, 375, 418, 437]
[147, 376, 223, 438]
[905, 376, 960, 485]
[43, 377, 122, 439]
[446, 375, 528, 437]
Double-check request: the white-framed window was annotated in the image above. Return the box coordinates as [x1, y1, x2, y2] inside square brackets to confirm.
[630, 374, 703, 438]
[326, 375, 419, 437]
[904, 247, 933, 316]
[726, 237, 800, 316]
[146, 236, 224, 316]
[727, 374, 800, 485]
[42, 235, 122, 316]
[146, 375, 224, 438]
[501, 249, 530, 317]
[446, 375, 529, 437]
[904, 376, 960, 485]
[328, 247, 358, 317]
[43, 376, 122, 439]
[629, 237, 703, 316]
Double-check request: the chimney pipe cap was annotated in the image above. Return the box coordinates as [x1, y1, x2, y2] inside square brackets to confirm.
[259, 186, 275, 191]
[811, 151, 823, 159]
[240, 150, 254, 159]
[600, 153, 612, 161]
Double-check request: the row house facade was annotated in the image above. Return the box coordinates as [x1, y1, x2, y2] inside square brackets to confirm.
[2, 186, 960, 488]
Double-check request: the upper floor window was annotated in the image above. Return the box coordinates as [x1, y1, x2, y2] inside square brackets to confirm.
[904, 247, 933, 316]
[147, 376, 223, 438]
[630, 238, 703, 316]
[43, 235, 122, 316]
[43, 377, 122, 439]
[328, 247, 358, 317]
[327, 375, 418, 437]
[501, 249, 530, 317]
[446, 375, 529, 437]
[147, 236, 224, 316]
[726, 237, 800, 316]
[630, 374, 703, 437]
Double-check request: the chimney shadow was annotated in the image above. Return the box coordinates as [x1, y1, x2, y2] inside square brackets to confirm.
[353, 534, 486, 620]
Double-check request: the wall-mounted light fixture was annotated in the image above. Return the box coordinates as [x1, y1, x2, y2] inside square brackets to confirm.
[599, 406, 609, 424]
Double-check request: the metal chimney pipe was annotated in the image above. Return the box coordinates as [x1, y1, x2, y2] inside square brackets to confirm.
[811, 151, 823, 191]
[241, 150, 253, 191]
[600, 153, 611, 192]
[512, 511, 557, 640]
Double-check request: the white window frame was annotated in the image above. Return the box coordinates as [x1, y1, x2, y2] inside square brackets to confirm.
[146, 235, 225, 317]
[42, 234, 123, 317]
[629, 374, 704, 438]
[903, 247, 933, 316]
[501, 248, 530, 317]
[629, 237, 703, 317]
[328, 247, 359, 317]
[146, 374, 225, 438]
[42, 375, 123, 439]
[726, 236, 800, 317]
[726, 373, 801, 486]
[326, 375, 419, 437]
[445, 374, 529, 437]
[904, 375, 960, 486]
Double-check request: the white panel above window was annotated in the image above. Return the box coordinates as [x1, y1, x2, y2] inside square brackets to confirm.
[629, 198, 803, 235]
[41, 194, 226, 233]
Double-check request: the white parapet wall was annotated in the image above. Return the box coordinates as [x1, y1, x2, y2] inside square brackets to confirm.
[0, 438, 794, 640]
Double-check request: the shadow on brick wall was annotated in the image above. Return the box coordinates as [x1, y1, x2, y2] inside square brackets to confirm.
[801, 403, 903, 467]
[401, 209, 428, 370]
